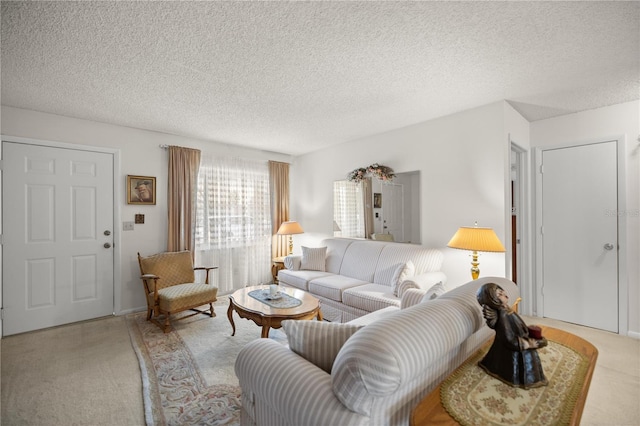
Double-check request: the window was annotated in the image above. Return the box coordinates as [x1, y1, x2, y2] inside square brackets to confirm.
[195, 154, 272, 293]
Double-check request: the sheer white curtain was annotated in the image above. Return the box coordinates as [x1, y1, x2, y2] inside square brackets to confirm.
[333, 180, 365, 238]
[195, 154, 272, 294]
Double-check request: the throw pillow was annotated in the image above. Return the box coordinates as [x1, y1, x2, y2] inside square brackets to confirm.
[301, 246, 327, 271]
[392, 260, 415, 296]
[282, 320, 363, 373]
[420, 281, 446, 303]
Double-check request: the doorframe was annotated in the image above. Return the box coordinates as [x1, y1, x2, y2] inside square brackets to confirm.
[534, 135, 628, 335]
[510, 141, 533, 315]
[0, 135, 122, 337]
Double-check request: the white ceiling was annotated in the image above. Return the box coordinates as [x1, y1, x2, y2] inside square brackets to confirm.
[2, 1, 638, 156]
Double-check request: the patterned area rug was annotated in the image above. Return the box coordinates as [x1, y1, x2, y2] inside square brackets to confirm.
[441, 341, 589, 426]
[126, 296, 287, 426]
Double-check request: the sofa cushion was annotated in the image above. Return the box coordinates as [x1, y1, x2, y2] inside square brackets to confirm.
[301, 246, 327, 271]
[339, 240, 386, 282]
[322, 238, 355, 274]
[421, 281, 446, 302]
[342, 284, 400, 312]
[373, 244, 444, 286]
[308, 275, 370, 302]
[278, 269, 333, 291]
[391, 260, 415, 296]
[282, 320, 363, 373]
[283, 255, 301, 270]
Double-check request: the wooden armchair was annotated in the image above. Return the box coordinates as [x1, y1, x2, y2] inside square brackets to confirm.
[137, 250, 218, 333]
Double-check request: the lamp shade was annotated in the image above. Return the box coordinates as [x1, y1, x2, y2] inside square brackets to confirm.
[277, 221, 304, 235]
[447, 226, 506, 253]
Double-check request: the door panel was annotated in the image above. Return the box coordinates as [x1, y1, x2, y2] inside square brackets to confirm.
[382, 183, 404, 242]
[2, 142, 114, 335]
[541, 141, 618, 332]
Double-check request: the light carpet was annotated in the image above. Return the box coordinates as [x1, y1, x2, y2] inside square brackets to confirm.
[126, 296, 287, 426]
[441, 340, 589, 426]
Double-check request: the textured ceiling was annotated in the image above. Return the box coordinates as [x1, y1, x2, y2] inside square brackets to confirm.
[2, 1, 639, 156]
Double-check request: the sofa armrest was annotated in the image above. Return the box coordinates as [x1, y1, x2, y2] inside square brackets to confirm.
[284, 255, 302, 270]
[397, 271, 447, 297]
[235, 339, 368, 426]
[400, 288, 426, 309]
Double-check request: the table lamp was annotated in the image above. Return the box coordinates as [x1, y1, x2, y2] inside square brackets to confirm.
[447, 222, 506, 280]
[277, 221, 304, 255]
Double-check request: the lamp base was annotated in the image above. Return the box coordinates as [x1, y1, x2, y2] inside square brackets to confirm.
[470, 251, 480, 280]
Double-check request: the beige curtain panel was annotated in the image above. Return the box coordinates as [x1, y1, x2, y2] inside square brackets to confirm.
[167, 146, 201, 254]
[269, 161, 290, 259]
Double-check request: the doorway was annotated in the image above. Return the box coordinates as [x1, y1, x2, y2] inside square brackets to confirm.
[381, 183, 404, 242]
[510, 142, 533, 314]
[536, 140, 620, 332]
[2, 139, 117, 335]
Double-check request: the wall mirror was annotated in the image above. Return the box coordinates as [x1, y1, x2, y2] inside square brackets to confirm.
[333, 171, 420, 243]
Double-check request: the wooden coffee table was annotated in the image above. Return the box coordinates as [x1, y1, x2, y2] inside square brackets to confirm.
[410, 326, 598, 426]
[227, 285, 323, 338]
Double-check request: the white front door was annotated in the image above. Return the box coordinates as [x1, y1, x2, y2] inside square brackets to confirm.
[2, 141, 114, 335]
[540, 141, 618, 332]
[382, 183, 404, 242]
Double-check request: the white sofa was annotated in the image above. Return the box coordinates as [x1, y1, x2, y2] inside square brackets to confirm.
[235, 276, 520, 426]
[277, 238, 447, 322]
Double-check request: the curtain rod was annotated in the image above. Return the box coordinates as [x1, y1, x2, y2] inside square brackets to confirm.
[159, 144, 169, 149]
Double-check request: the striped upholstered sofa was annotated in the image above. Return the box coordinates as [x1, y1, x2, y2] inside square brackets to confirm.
[235, 276, 520, 426]
[277, 238, 447, 322]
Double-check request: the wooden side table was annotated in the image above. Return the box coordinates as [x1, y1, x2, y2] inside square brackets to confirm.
[271, 256, 286, 283]
[410, 326, 598, 426]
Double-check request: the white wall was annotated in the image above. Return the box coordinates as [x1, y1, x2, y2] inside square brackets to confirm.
[530, 100, 640, 337]
[290, 101, 514, 288]
[1, 106, 291, 314]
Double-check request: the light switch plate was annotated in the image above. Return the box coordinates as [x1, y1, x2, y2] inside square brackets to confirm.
[123, 221, 135, 231]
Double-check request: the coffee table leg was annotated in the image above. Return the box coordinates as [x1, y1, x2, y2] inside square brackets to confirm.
[261, 325, 270, 338]
[227, 300, 236, 336]
[316, 308, 323, 321]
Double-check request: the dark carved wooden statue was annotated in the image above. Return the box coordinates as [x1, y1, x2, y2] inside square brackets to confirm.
[476, 282, 548, 389]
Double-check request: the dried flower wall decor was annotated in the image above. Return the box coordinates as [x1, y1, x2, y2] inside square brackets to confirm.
[347, 163, 395, 183]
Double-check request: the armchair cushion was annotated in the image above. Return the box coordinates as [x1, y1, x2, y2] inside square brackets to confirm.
[282, 320, 363, 373]
[138, 250, 195, 289]
[150, 283, 217, 312]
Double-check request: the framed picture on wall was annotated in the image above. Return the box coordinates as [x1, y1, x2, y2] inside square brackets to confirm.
[127, 175, 156, 205]
[373, 193, 382, 208]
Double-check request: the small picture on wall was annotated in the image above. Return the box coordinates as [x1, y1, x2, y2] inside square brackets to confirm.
[373, 193, 382, 208]
[127, 175, 156, 205]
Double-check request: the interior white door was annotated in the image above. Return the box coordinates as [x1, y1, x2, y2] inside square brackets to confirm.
[2, 142, 114, 335]
[382, 183, 404, 242]
[541, 141, 618, 332]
